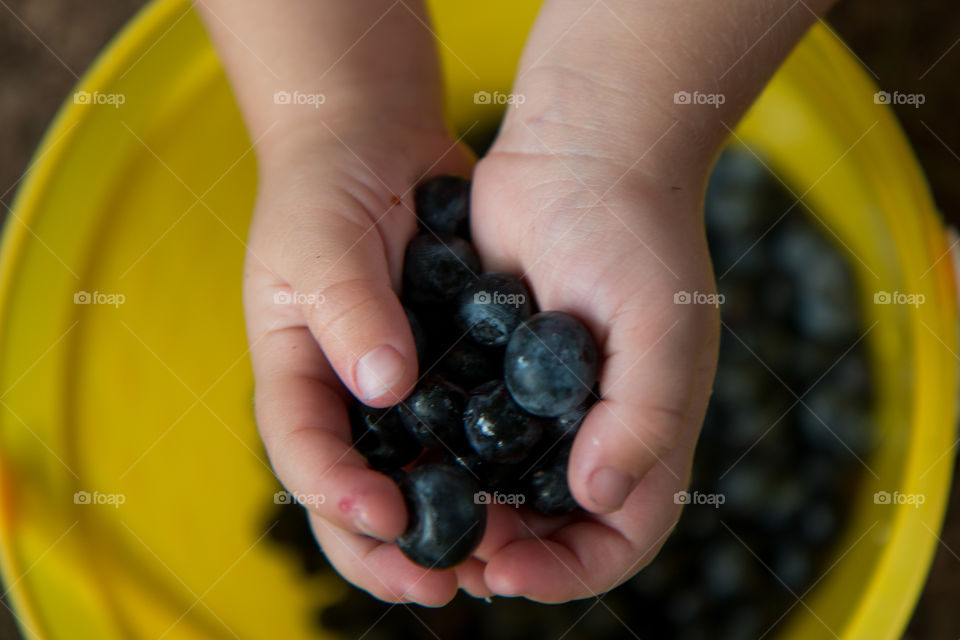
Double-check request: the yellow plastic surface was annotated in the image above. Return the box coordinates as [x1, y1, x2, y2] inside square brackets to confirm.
[0, 1, 954, 639]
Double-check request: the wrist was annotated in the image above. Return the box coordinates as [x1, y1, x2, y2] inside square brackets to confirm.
[493, 64, 722, 192]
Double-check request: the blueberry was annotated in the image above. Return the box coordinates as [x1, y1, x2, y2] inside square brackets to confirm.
[414, 175, 471, 237]
[349, 404, 421, 469]
[398, 376, 466, 449]
[396, 463, 486, 569]
[403, 234, 479, 304]
[448, 447, 518, 491]
[523, 442, 578, 515]
[456, 272, 532, 347]
[463, 380, 543, 463]
[404, 306, 428, 366]
[435, 341, 503, 389]
[504, 311, 599, 416]
[546, 393, 596, 441]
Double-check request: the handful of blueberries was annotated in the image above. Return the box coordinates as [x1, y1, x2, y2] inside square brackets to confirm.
[349, 176, 600, 570]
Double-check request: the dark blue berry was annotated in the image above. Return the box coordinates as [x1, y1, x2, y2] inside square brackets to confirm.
[435, 341, 503, 389]
[463, 380, 543, 464]
[546, 393, 596, 441]
[414, 175, 471, 238]
[349, 404, 421, 470]
[504, 311, 599, 416]
[403, 234, 479, 304]
[396, 463, 486, 569]
[447, 448, 518, 491]
[456, 272, 532, 347]
[398, 376, 466, 449]
[524, 441, 578, 515]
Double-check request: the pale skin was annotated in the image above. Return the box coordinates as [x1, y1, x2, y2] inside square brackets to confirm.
[197, 0, 837, 605]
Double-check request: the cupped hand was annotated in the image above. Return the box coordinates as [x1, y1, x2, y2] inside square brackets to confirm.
[465, 139, 721, 602]
[243, 121, 477, 606]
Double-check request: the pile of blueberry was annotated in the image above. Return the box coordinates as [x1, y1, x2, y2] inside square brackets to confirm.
[265, 148, 873, 640]
[349, 175, 600, 569]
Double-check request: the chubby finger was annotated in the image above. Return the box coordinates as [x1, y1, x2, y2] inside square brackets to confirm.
[455, 557, 492, 599]
[483, 521, 635, 602]
[249, 322, 409, 540]
[270, 193, 420, 406]
[309, 514, 459, 607]
[568, 291, 718, 513]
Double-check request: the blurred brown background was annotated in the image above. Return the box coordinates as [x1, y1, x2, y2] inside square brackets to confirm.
[1, 0, 958, 638]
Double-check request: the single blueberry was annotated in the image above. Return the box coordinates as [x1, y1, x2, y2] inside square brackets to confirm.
[403, 234, 479, 304]
[414, 175, 471, 238]
[546, 393, 597, 441]
[524, 441, 579, 515]
[349, 403, 421, 470]
[398, 376, 467, 449]
[435, 341, 503, 389]
[456, 272, 532, 347]
[447, 447, 518, 492]
[504, 311, 599, 416]
[396, 463, 486, 569]
[463, 380, 543, 464]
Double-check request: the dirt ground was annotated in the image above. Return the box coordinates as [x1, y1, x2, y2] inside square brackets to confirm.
[1, 1, 959, 638]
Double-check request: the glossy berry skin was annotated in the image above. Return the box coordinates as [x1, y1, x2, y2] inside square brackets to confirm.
[414, 175, 471, 238]
[349, 404, 421, 470]
[546, 394, 597, 441]
[463, 380, 543, 464]
[524, 442, 578, 515]
[435, 341, 503, 389]
[403, 234, 479, 304]
[448, 447, 518, 491]
[456, 272, 532, 347]
[398, 376, 467, 449]
[404, 306, 428, 366]
[505, 311, 599, 417]
[397, 463, 486, 569]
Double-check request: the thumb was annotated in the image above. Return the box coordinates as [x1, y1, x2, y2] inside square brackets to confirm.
[568, 294, 718, 513]
[277, 205, 419, 407]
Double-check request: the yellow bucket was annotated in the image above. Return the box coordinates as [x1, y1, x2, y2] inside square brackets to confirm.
[0, 0, 954, 638]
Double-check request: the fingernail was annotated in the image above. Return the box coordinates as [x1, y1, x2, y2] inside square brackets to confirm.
[356, 345, 406, 401]
[354, 513, 383, 540]
[588, 467, 636, 511]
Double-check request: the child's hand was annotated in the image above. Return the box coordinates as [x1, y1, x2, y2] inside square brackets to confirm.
[197, 0, 481, 606]
[243, 122, 476, 606]
[463, 144, 719, 601]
